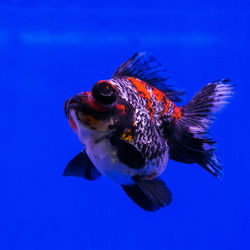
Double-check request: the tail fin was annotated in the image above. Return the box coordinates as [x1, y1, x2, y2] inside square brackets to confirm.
[168, 79, 234, 177]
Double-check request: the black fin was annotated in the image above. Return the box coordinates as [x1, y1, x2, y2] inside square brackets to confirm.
[122, 184, 159, 212]
[122, 178, 172, 211]
[63, 150, 101, 180]
[167, 79, 234, 177]
[112, 52, 184, 102]
[110, 135, 146, 169]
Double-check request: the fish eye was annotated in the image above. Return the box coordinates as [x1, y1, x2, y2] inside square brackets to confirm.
[92, 81, 116, 105]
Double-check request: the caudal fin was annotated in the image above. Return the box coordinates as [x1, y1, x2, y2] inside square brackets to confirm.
[168, 79, 234, 177]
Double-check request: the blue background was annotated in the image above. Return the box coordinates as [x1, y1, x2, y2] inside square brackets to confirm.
[1, 1, 249, 250]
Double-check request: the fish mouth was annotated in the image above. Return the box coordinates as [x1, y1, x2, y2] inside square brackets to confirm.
[64, 94, 88, 119]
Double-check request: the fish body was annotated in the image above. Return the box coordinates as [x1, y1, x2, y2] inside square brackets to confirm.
[64, 52, 234, 211]
[67, 77, 170, 185]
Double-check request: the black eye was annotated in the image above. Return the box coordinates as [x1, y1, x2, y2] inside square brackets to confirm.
[92, 81, 116, 105]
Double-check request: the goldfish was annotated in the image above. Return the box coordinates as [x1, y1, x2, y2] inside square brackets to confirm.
[63, 52, 234, 211]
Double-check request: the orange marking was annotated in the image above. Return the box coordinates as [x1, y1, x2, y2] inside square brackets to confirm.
[173, 106, 182, 121]
[116, 104, 126, 115]
[89, 99, 108, 112]
[152, 87, 166, 103]
[87, 92, 109, 112]
[128, 77, 155, 121]
[121, 129, 133, 142]
[81, 114, 100, 126]
[161, 103, 169, 116]
[152, 87, 173, 118]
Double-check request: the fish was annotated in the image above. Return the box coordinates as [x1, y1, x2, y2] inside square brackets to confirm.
[63, 52, 234, 212]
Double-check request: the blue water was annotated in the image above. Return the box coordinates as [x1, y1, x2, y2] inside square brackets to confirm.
[1, 1, 249, 250]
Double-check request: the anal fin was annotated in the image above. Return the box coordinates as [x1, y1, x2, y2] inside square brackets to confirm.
[122, 178, 172, 211]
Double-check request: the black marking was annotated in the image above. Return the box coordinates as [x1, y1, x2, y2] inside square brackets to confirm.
[63, 150, 101, 180]
[76, 112, 80, 121]
[110, 135, 146, 169]
[108, 125, 114, 130]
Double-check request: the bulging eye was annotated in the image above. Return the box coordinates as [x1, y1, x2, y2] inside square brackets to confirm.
[91, 81, 116, 105]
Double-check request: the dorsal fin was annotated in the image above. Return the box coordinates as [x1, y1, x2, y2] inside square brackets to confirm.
[112, 52, 184, 102]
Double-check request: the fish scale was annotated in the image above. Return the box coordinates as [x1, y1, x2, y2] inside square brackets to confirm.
[110, 77, 173, 163]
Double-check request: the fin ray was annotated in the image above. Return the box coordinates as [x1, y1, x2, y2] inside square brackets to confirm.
[113, 52, 184, 102]
[122, 178, 172, 211]
[63, 150, 101, 180]
[167, 79, 234, 177]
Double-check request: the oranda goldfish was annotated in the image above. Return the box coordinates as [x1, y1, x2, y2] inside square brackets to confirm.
[64, 52, 234, 211]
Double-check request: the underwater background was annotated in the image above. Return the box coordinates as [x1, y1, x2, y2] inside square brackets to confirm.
[1, 1, 249, 249]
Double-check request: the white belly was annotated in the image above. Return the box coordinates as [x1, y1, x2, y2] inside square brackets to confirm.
[85, 138, 137, 185]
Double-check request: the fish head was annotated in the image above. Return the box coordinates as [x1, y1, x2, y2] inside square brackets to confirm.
[64, 80, 134, 143]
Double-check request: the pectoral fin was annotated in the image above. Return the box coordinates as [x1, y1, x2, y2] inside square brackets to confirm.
[110, 135, 146, 169]
[63, 150, 101, 180]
